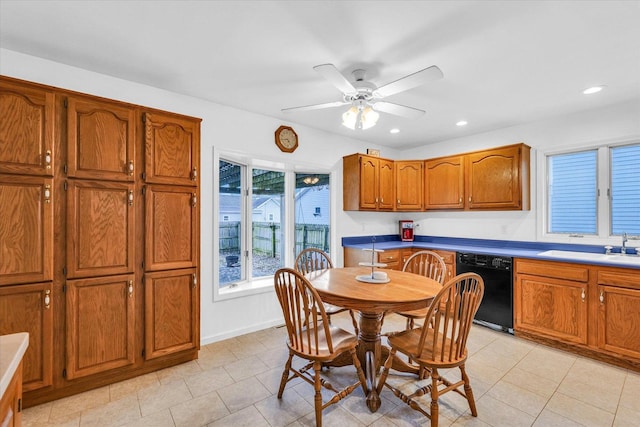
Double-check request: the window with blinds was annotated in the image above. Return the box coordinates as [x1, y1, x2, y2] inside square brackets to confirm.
[611, 144, 640, 234]
[548, 150, 597, 234]
[546, 142, 639, 237]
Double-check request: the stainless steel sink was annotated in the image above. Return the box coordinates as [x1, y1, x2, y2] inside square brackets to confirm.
[538, 250, 640, 265]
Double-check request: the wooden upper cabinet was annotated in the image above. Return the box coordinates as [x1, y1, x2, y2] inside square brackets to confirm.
[145, 185, 198, 271]
[0, 282, 53, 392]
[144, 268, 199, 360]
[65, 274, 136, 379]
[0, 79, 54, 176]
[343, 154, 395, 211]
[0, 175, 53, 285]
[395, 161, 423, 210]
[144, 112, 200, 186]
[424, 156, 464, 210]
[66, 180, 135, 278]
[66, 96, 135, 181]
[466, 144, 530, 210]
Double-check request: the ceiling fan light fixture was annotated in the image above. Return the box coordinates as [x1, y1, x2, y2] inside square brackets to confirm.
[342, 104, 379, 130]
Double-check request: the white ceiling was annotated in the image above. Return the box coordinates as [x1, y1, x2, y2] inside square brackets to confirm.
[1, 1, 639, 149]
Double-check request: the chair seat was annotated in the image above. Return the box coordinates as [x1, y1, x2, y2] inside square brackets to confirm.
[287, 325, 359, 362]
[323, 303, 349, 315]
[396, 307, 429, 320]
[387, 327, 468, 369]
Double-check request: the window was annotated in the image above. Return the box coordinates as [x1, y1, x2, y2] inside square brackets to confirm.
[295, 173, 330, 255]
[545, 142, 640, 238]
[217, 158, 331, 293]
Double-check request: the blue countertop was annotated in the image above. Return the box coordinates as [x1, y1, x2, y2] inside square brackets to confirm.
[342, 235, 640, 269]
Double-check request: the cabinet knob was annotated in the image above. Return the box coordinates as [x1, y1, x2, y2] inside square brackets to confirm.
[397, 199, 400, 205]
[459, 197, 462, 204]
[128, 280, 133, 298]
[128, 161, 134, 176]
[469, 196, 472, 203]
[192, 193, 197, 207]
[44, 289, 51, 309]
[192, 273, 197, 288]
[581, 288, 585, 302]
[599, 290, 604, 304]
[128, 190, 134, 206]
[191, 168, 198, 180]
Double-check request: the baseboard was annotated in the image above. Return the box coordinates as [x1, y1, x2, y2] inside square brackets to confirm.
[200, 318, 284, 345]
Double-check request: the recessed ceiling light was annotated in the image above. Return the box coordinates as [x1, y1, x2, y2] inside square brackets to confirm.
[389, 128, 400, 134]
[456, 120, 468, 127]
[583, 86, 605, 95]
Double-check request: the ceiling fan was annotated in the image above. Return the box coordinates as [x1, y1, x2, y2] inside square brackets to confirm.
[282, 63, 443, 130]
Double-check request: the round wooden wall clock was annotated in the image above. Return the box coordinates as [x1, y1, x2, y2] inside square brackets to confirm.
[275, 125, 298, 153]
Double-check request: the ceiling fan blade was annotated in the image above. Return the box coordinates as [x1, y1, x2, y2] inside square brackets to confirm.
[282, 100, 349, 113]
[313, 64, 357, 95]
[374, 65, 443, 98]
[372, 101, 425, 119]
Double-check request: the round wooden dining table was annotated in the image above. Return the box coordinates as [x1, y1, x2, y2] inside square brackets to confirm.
[305, 266, 442, 412]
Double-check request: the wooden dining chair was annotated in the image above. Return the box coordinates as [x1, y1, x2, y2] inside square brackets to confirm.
[294, 248, 359, 335]
[274, 268, 367, 427]
[376, 272, 485, 427]
[396, 250, 447, 329]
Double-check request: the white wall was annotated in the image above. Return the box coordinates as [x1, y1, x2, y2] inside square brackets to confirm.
[3, 48, 639, 343]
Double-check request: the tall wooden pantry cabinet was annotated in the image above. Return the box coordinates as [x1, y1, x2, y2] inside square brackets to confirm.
[0, 76, 201, 407]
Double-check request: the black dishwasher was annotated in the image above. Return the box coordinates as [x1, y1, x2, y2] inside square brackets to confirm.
[456, 252, 513, 333]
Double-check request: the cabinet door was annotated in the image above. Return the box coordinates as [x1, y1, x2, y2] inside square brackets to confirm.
[67, 96, 135, 181]
[0, 79, 54, 176]
[145, 185, 198, 271]
[395, 161, 422, 210]
[424, 156, 464, 209]
[466, 145, 523, 209]
[0, 283, 53, 391]
[378, 158, 395, 210]
[144, 112, 199, 186]
[358, 156, 379, 210]
[0, 175, 53, 285]
[144, 268, 198, 360]
[66, 180, 135, 278]
[65, 275, 136, 379]
[597, 285, 640, 359]
[514, 274, 587, 344]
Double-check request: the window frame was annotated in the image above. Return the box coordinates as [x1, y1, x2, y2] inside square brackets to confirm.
[213, 150, 333, 301]
[538, 138, 640, 245]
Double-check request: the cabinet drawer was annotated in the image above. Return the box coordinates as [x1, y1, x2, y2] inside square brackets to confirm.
[597, 269, 640, 289]
[515, 258, 589, 282]
[432, 249, 455, 265]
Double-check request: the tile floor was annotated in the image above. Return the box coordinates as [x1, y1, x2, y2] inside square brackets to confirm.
[23, 312, 640, 426]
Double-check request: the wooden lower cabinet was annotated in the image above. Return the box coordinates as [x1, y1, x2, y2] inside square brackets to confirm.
[0, 283, 53, 392]
[515, 258, 640, 372]
[0, 361, 23, 427]
[515, 274, 587, 345]
[65, 275, 136, 379]
[144, 268, 199, 360]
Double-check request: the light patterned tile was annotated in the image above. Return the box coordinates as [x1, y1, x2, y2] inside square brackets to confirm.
[254, 393, 314, 426]
[474, 394, 535, 427]
[137, 379, 192, 417]
[532, 409, 584, 427]
[22, 402, 53, 426]
[121, 409, 174, 427]
[184, 366, 235, 397]
[170, 391, 229, 427]
[155, 360, 203, 384]
[208, 405, 270, 427]
[196, 347, 239, 370]
[557, 372, 622, 413]
[515, 345, 577, 381]
[49, 386, 110, 421]
[619, 370, 640, 410]
[487, 380, 547, 417]
[79, 396, 141, 426]
[216, 376, 271, 413]
[223, 354, 270, 381]
[546, 392, 615, 427]
[109, 372, 160, 401]
[613, 404, 640, 427]
[502, 366, 559, 399]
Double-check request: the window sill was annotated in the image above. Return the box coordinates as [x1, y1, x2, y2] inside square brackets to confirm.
[215, 276, 274, 301]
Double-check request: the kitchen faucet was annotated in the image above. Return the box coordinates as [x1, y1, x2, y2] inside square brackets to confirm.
[622, 232, 628, 254]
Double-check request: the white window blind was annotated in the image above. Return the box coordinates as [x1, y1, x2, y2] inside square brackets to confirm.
[611, 144, 640, 234]
[548, 150, 597, 234]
